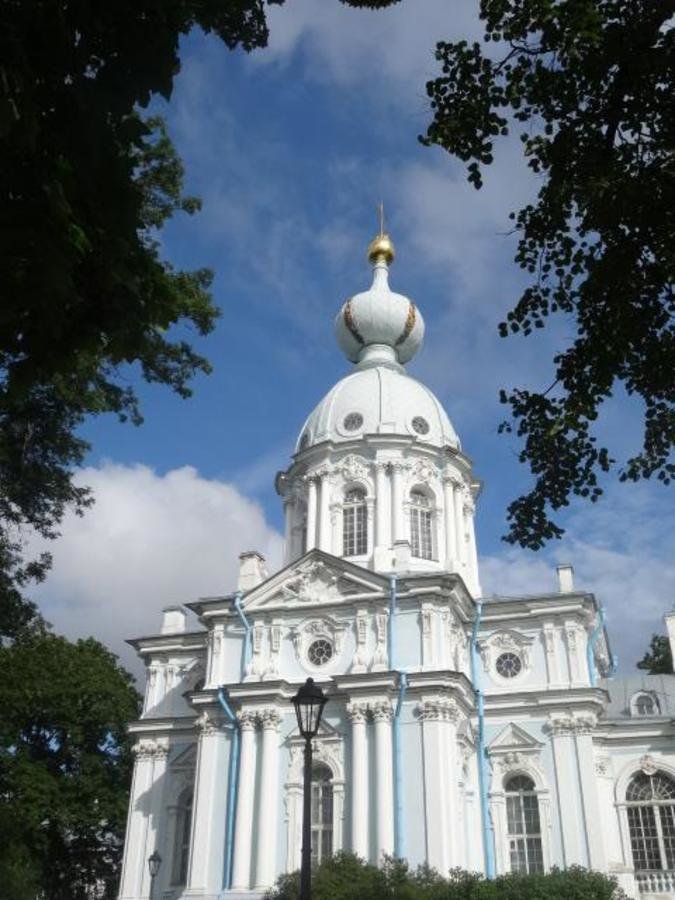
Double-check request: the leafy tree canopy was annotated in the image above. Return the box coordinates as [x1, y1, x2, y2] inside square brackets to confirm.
[0, 634, 141, 899]
[637, 633, 673, 674]
[416, 0, 675, 548]
[0, 1, 293, 632]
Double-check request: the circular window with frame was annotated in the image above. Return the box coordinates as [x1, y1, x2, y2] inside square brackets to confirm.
[411, 416, 430, 436]
[495, 651, 523, 678]
[307, 638, 334, 667]
[343, 412, 364, 432]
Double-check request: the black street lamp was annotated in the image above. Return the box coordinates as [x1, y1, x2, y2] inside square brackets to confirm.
[148, 850, 162, 898]
[292, 677, 328, 900]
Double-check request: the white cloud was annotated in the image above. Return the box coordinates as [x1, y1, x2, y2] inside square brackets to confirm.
[480, 481, 675, 673]
[29, 463, 283, 677]
[260, 0, 481, 108]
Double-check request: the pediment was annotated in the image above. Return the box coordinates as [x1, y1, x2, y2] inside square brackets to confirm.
[488, 723, 543, 754]
[241, 549, 388, 613]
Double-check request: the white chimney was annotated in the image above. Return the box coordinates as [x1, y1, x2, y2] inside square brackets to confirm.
[393, 540, 411, 572]
[664, 611, 675, 673]
[556, 564, 575, 593]
[238, 551, 268, 591]
[161, 606, 186, 635]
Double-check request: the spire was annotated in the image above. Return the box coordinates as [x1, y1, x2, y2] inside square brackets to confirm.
[367, 202, 395, 265]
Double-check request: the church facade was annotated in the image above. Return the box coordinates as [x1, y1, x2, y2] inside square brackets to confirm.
[118, 233, 675, 900]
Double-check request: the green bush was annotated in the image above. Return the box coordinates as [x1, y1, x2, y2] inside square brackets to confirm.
[265, 853, 628, 900]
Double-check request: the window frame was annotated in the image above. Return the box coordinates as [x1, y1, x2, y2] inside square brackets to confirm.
[625, 771, 675, 873]
[342, 485, 368, 557]
[310, 763, 334, 866]
[409, 487, 436, 561]
[171, 788, 194, 887]
[504, 774, 544, 875]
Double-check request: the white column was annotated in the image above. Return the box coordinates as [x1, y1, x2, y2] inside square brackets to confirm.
[466, 502, 480, 594]
[231, 712, 258, 890]
[391, 464, 404, 544]
[318, 473, 332, 553]
[306, 477, 318, 552]
[348, 703, 369, 859]
[141, 742, 170, 897]
[254, 709, 282, 890]
[453, 482, 465, 565]
[542, 622, 562, 687]
[283, 500, 294, 564]
[575, 719, 606, 870]
[375, 463, 390, 549]
[548, 716, 584, 865]
[372, 701, 394, 860]
[418, 701, 451, 873]
[443, 477, 456, 569]
[118, 740, 156, 899]
[185, 713, 226, 895]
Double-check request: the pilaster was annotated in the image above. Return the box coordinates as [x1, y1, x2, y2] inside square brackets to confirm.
[347, 703, 369, 859]
[231, 711, 258, 890]
[254, 708, 283, 890]
[372, 701, 394, 860]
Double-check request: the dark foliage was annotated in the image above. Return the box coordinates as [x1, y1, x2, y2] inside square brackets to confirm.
[419, 0, 674, 547]
[265, 853, 627, 900]
[637, 633, 673, 674]
[0, 634, 141, 899]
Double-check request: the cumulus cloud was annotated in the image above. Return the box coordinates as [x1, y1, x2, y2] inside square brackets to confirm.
[260, 0, 481, 107]
[29, 463, 283, 677]
[480, 481, 675, 673]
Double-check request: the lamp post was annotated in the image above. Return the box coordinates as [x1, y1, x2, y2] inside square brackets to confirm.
[291, 677, 328, 900]
[147, 850, 162, 899]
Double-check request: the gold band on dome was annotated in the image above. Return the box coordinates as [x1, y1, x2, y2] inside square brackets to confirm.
[367, 233, 395, 265]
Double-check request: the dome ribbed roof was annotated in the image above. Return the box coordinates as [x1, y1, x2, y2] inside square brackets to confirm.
[296, 364, 459, 453]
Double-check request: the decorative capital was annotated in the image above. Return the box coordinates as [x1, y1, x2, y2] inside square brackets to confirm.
[371, 701, 394, 723]
[346, 702, 368, 724]
[237, 710, 257, 732]
[259, 707, 283, 730]
[416, 698, 459, 723]
[195, 710, 219, 736]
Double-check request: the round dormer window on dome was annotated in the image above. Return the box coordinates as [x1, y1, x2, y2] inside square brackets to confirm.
[412, 416, 430, 435]
[343, 412, 363, 431]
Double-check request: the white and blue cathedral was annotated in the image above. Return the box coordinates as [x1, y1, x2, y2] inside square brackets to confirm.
[119, 232, 675, 900]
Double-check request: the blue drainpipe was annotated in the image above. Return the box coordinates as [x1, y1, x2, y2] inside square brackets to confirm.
[470, 600, 496, 878]
[217, 688, 239, 890]
[389, 574, 407, 860]
[217, 591, 252, 890]
[587, 604, 618, 685]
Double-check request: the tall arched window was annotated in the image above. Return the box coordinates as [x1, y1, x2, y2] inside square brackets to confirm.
[410, 489, 434, 560]
[343, 488, 367, 557]
[311, 764, 334, 865]
[172, 789, 193, 886]
[626, 771, 675, 871]
[505, 775, 543, 874]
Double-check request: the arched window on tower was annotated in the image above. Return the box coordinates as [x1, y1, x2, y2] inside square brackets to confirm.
[626, 771, 675, 872]
[311, 764, 334, 865]
[410, 488, 434, 560]
[343, 487, 367, 557]
[172, 788, 194, 886]
[505, 775, 544, 874]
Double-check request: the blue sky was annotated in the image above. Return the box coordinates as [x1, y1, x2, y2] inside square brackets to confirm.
[31, 1, 674, 676]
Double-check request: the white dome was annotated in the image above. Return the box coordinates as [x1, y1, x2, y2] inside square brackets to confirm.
[296, 363, 459, 452]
